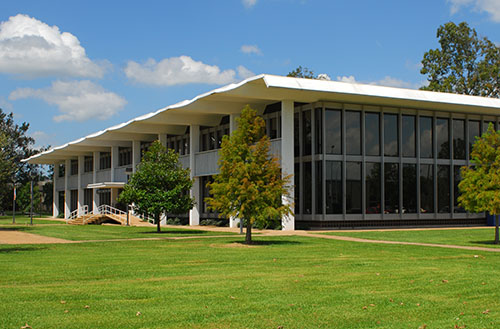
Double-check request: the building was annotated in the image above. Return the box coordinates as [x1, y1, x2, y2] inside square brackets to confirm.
[24, 75, 500, 230]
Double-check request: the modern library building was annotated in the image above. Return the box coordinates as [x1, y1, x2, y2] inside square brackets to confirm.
[25, 75, 500, 230]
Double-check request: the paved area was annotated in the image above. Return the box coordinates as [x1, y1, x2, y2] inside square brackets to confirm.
[0, 230, 74, 244]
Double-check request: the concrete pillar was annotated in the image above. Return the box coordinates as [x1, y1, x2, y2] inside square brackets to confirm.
[53, 164, 59, 218]
[64, 159, 70, 219]
[92, 151, 99, 212]
[229, 113, 240, 228]
[77, 155, 84, 215]
[111, 188, 118, 208]
[189, 124, 200, 226]
[132, 140, 141, 173]
[281, 100, 295, 231]
[111, 146, 119, 182]
[158, 133, 167, 147]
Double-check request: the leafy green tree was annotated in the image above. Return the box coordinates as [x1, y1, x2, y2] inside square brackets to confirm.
[420, 22, 500, 97]
[16, 181, 41, 214]
[206, 106, 293, 244]
[118, 141, 194, 232]
[458, 124, 500, 244]
[287, 66, 316, 79]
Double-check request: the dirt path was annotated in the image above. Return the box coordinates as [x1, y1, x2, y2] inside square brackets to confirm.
[0, 230, 74, 244]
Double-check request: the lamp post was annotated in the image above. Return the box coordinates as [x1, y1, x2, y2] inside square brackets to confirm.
[30, 179, 33, 225]
[12, 183, 16, 224]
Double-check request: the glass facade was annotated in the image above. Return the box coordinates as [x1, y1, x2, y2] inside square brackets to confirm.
[384, 114, 398, 157]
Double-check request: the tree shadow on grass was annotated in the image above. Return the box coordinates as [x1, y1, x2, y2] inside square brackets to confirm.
[138, 230, 206, 235]
[0, 226, 33, 232]
[0, 246, 46, 253]
[470, 240, 500, 246]
[229, 239, 302, 246]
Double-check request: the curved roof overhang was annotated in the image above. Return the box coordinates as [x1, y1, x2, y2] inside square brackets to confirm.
[24, 74, 500, 164]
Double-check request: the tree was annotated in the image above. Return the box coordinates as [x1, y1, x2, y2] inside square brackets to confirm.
[458, 124, 500, 244]
[16, 181, 41, 214]
[118, 141, 194, 232]
[206, 106, 293, 244]
[420, 22, 500, 97]
[287, 66, 316, 79]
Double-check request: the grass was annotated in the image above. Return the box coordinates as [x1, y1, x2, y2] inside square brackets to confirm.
[0, 215, 62, 225]
[322, 227, 500, 248]
[0, 227, 499, 328]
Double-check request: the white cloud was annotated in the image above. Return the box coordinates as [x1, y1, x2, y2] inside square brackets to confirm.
[448, 0, 500, 22]
[30, 130, 56, 148]
[0, 14, 104, 78]
[241, 44, 262, 55]
[237, 65, 255, 79]
[9, 80, 126, 122]
[124, 55, 254, 86]
[242, 0, 257, 8]
[0, 97, 13, 111]
[336, 75, 424, 89]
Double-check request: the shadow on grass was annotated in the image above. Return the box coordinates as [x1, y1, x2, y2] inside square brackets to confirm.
[470, 240, 500, 246]
[0, 246, 45, 253]
[230, 240, 302, 246]
[139, 230, 206, 235]
[0, 226, 33, 232]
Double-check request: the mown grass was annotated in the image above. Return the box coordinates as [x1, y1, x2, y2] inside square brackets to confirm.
[0, 215, 62, 225]
[0, 231, 499, 328]
[322, 227, 500, 248]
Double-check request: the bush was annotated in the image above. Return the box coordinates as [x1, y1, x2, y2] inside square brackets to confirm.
[166, 217, 182, 225]
[200, 219, 227, 227]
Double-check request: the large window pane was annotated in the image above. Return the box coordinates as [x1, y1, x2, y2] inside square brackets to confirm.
[303, 161, 312, 214]
[420, 117, 433, 158]
[436, 118, 450, 159]
[403, 164, 417, 213]
[295, 162, 300, 214]
[316, 161, 323, 214]
[346, 111, 361, 155]
[365, 113, 380, 156]
[420, 164, 434, 213]
[438, 165, 450, 213]
[326, 161, 342, 214]
[325, 109, 342, 154]
[454, 165, 465, 213]
[453, 119, 465, 160]
[346, 162, 362, 214]
[315, 108, 322, 155]
[468, 120, 480, 155]
[366, 162, 381, 214]
[294, 112, 300, 157]
[384, 114, 398, 157]
[302, 110, 312, 156]
[402, 115, 416, 157]
[384, 163, 399, 213]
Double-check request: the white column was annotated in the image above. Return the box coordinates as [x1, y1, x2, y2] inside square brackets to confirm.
[189, 124, 200, 226]
[64, 159, 70, 219]
[281, 100, 295, 231]
[132, 140, 141, 173]
[111, 146, 119, 182]
[92, 151, 99, 212]
[53, 164, 59, 218]
[77, 155, 84, 216]
[229, 114, 240, 228]
[158, 133, 167, 147]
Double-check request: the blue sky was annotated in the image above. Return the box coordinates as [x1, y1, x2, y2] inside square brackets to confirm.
[1, 0, 500, 149]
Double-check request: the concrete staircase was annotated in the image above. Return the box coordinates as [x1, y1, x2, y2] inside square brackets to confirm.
[67, 205, 150, 226]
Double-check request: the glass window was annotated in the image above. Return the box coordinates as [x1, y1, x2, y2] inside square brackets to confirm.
[100, 152, 111, 170]
[58, 191, 65, 212]
[365, 162, 381, 214]
[84, 156, 93, 173]
[403, 164, 417, 213]
[402, 115, 416, 157]
[269, 117, 278, 139]
[436, 118, 450, 159]
[346, 162, 362, 214]
[303, 161, 312, 214]
[315, 108, 322, 155]
[83, 188, 93, 208]
[325, 109, 341, 154]
[346, 111, 361, 155]
[365, 113, 380, 156]
[420, 117, 433, 158]
[437, 165, 450, 213]
[325, 161, 342, 214]
[316, 161, 323, 214]
[453, 119, 465, 160]
[70, 190, 78, 211]
[118, 147, 132, 166]
[58, 164, 65, 177]
[384, 163, 399, 213]
[468, 120, 480, 155]
[454, 166, 465, 213]
[384, 114, 398, 157]
[420, 164, 434, 213]
[294, 113, 300, 157]
[294, 162, 300, 214]
[209, 131, 216, 150]
[302, 110, 312, 156]
[70, 160, 78, 175]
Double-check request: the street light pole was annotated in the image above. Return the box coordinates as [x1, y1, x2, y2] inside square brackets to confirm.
[12, 184, 16, 224]
[30, 180, 33, 225]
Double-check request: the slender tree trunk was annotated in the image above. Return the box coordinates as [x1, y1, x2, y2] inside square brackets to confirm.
[495, 215, 499, 245]
[156, 214, 161, 233]
[245, 219, 252, 244]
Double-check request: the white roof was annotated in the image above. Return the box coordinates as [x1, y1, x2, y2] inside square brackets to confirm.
[24, 74, 500, 164]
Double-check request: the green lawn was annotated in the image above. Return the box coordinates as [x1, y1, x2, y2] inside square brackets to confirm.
[322, 227, 500, 248]
[0, 228, 499, 328]
[0, 215, 62, 225]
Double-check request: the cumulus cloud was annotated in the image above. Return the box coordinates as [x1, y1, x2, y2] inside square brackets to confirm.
[30, 130, 56, 148]
[241, 44, 262, 55]
[9, 80, 126, 122]
[124, 55, 252, 86]
[336, 75, 424, 89]
[237, 65, 255, 79]
[0, 14, 104, 78]
[448, 0, 500, 22]
[242, 0, 257, 8]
